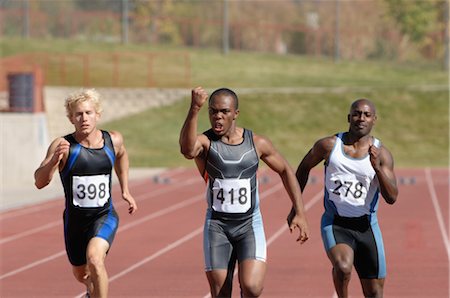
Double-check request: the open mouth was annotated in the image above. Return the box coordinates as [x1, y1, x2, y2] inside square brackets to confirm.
[213, 122, 223, 133]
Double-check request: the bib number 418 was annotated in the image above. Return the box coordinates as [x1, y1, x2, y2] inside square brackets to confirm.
[212, 178, 251, 213]
[216, 187, 248, 205]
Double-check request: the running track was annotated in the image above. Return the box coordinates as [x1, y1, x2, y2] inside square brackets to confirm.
[0, 167, 448, 297]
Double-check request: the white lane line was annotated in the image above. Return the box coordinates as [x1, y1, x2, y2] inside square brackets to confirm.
[0, 169, 195, 220]
[74, 227, 205, 298]
[0, 251, 66, 280]
[118, 194, 203, 233]
[74, 174, 278, 297]
[327, 169, 449, 298]
[0, 176, 202, 244]
[202, 190, 323, 298]
[0, 186, 204, 281]
[267, 190, 322, 247]
[425, 167, 450, 258]
[0, 201, 62, 220]
[110, 227, 204, 282]
[425, 167, 450, 298]
[0, 220, 60, 245]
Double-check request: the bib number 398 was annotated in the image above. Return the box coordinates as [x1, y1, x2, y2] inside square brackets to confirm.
[72, 174, 110, 208]
[212, 178, 251, 213]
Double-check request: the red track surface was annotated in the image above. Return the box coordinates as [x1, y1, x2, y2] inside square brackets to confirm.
[1, 167, 448, 297]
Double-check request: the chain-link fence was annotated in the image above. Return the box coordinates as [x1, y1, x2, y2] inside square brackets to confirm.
[1, 0, 448, 64]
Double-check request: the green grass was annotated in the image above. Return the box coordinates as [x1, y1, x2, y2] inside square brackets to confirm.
[2, 38, 448, 168]
[1, 37, 448, 88]
[189, 50, 448, 89]
[102, 89, 448, 168]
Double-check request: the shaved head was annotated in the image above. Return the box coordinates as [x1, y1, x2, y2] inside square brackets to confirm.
[350, 98, 376, 115]
[209, 88, 239, 110]
[347, 98, 377, 137]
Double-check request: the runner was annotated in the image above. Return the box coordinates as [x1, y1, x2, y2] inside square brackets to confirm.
[34, 88, 137, 298]
[295, 98, 398, 298]
[179, 86, 309, 297]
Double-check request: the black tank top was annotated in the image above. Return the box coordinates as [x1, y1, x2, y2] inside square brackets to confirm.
[204, 128, 259, 220]
[60, 130, 115, 218]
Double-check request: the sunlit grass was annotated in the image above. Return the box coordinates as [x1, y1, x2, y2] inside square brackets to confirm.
[2, 37, 448, 168]
[103, 89, 448, 168]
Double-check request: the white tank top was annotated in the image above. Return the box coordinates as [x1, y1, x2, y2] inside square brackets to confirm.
[324, 132, 380, 217]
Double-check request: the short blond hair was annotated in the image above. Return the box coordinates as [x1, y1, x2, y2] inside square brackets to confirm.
[65, 88, 103, 118]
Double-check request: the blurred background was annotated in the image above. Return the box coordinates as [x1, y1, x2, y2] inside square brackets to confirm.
[0, 0, 448, 209]
[1, 0, 448, 62]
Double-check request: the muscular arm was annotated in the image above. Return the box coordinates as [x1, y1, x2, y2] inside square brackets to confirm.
[34, 138, 69, 189]
[111, 131, 137, 214]
[255, 134, 309, 243]
[179, 87, 208, 160]
[296, 136, 335, 192]
[369, 145, 398, 204]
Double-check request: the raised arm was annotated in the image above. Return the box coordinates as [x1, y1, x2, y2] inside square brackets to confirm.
[255, 134, 309, 243]
[179, 87, 209, 159]
[369, 144, 398, 204]
[34, 138, 70, 189]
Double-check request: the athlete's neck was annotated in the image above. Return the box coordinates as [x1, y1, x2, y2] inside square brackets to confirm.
[74, 129, 104, 148]
[221, 127, 244, 145]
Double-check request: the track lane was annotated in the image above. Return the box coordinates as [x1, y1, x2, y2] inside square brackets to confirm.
[0, 168, 448, 297]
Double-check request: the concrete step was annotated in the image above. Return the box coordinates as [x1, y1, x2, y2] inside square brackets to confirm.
[44, 87, 189, 140]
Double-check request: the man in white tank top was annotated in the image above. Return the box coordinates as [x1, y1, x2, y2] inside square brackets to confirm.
[294, 99, 398, 298]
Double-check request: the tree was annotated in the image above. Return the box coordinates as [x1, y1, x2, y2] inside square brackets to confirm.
[132, 0, 180, 44]
[384, 0, 440, 43]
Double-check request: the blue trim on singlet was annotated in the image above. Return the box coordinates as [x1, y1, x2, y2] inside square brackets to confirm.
[203, 209, 213, 270]
[321, 217, 336, 251]
[323, 166, 339, 215]
[253, 175, 260, 209]
[61, 144, 82, 178]
[321, 190, 337, 251]
[96, 203, 118, 242]
[322, 134, 339, 217]
[63, 209, 72, 259]
[104, 145, 116, 166]
[338, 133, 369, 161]
[369, 189, 380, 213]
[322, 165, 339, 251]
[252, 210, 267, 261]
[370, 214, 386, 278]
[323, 189, 339, 215]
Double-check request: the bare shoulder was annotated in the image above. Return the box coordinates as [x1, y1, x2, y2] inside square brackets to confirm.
[51, 136, 65, 145]
[48, 136, 67, 150]
[108, 130, 124, 148]
[108, 130, 123, 141]
[252, 133, 276, 157]
[198, 132, 210, 145]
[314, 135, 336, 151]
[253, 133, 270, 145]
[196, 132, 212, 159]
[380, 144, 395, 166]
[193, 132, 210, 151]
[308, 135, 337, 160]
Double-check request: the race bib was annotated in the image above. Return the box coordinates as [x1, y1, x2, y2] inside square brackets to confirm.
[212, 178, 251, 213]
[72, 174, 110, 208]
[328, 173, 369, 207]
